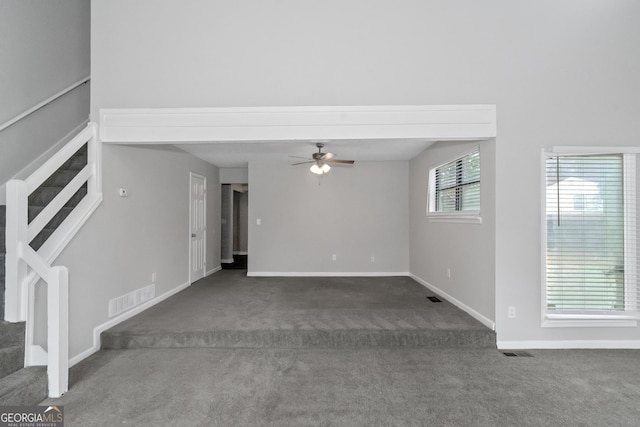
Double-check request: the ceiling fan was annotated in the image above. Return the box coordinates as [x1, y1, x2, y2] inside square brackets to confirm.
[290, 143, 355, 175]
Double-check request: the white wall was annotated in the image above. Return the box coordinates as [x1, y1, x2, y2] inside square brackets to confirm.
[409, 140, 495, 326]
[91, 0, 640, 344]
[248, 161, 409, 274]
[220, 168, 248, 184]
[51, 144, 219, 359]
[0, 0, 90, 203]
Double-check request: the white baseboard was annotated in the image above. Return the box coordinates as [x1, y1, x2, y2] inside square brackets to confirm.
[232, 251, 248, 255]
[409, 273, 496, 331]
[247, 271, 410, 277]
[221, 258, 235, 264]
[69, 280, 191, 367]
[497, 340, 640, 350]
[206, 266, 221, 276]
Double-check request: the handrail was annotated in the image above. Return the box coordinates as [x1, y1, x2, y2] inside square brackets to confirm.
[0, 77, 90, 133]
[4, 122, 102, 398]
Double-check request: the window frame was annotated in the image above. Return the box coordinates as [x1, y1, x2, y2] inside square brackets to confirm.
[540, 147, 639, 328]
[427, 146, 481, 224]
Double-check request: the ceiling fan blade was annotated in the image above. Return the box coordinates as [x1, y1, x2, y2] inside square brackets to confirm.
[291, 161, 315, 166]
[330, 159, 355, 164]
[320, 152, 335, 160]
[288, 155, 312, 160]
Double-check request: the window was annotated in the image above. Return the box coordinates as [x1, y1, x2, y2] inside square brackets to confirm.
[427, 147, 481, 222]
[543, 150, 638, 326]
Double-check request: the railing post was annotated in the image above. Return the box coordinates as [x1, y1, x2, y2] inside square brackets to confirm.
[47, 266, 69, 398]
[87, 123, 102, 197]
[5, 180, 29, 322]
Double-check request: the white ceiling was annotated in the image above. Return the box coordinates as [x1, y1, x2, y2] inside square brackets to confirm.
[178, 139, 437, 168]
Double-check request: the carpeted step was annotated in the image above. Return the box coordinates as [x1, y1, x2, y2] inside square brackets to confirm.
[41, 170, 82, 188]
[28, 184, 87, 222]
[101, 328, 496, 350]
[0, 322, 27, 386]
[0, 321, 24, 347]
[0, 204, 5, 252]
[0, 366, 48, 406]
[28, 186, 64, 208]
[0, 255, 4, 319]
[0, 346, 24, 378]
[30, 185, 88, 251]
[59, 152, 87, 172]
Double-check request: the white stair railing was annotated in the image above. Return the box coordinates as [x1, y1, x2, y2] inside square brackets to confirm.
[4, 122, 102, 398]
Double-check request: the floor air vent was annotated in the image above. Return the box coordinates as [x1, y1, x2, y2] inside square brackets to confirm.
[426, 296, 442, 303]
[502, 351, 533, 357]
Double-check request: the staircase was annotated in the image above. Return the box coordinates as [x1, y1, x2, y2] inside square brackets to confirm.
[1, 140, 92, 405]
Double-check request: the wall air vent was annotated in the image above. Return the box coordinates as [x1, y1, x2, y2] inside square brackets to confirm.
[108, 284, 156, 317]
[501, 351, 533, 357]
[426, 296, 442, 303]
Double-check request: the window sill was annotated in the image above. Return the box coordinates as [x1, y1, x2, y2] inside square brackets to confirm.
[427, 213, 482, 224]
[543, 314, 638, 328]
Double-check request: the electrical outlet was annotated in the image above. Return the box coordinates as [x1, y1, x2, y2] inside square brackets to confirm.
[371, 256, 375, 263]
[447, 268, 451, 278]
[332, 254, 337, 261]
[152, 272, 156, 282]
[508, 306, 516, 318]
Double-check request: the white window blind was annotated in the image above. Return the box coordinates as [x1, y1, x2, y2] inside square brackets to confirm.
[544, 153, 638, 318]
[428, 147, 480, 214]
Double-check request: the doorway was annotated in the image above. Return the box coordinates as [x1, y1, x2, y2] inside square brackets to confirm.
[221, 184, 248, 270]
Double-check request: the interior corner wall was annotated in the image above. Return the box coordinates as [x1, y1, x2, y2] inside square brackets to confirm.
[1, 0, 90, 204]
[409, 140, 496, 324]
[248, 161, 409, 275]
[51, 144, 220, 359]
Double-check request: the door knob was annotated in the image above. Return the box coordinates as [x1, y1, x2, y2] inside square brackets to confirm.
[192, 233, 196, 237]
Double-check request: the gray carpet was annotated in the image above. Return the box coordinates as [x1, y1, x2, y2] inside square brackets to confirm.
[43, 347, 640, 426]
[102, 271, 495, 349]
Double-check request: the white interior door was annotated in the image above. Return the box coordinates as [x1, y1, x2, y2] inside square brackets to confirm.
[190, 173, 206, 282]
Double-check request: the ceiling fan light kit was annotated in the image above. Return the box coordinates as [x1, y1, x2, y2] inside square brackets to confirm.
[290, 142, 355, 175]
[310, 162, 331, 175]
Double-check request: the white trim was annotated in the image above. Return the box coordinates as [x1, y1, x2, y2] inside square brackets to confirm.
[69, 280, 191, 367]
[247, 271, 410, 277]
[233, 251, 248, 255]
[623, 154, 637, 313]
[26, 345, 48, 366]
[546, 146, 640, 155]
[0, 76, 90, 133]
[427, 213, 482, 224]
[99, 105, 497, 144]
[542, 319, 637, 328]
[221, 258, 235, 264]
[497, 340, 640, 350]
[206, 266, 221, 276]
[410, 273, 496, 331]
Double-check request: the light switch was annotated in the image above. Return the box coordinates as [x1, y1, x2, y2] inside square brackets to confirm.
[256, 218, 262, 225]
[119, 188, 129, 197]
